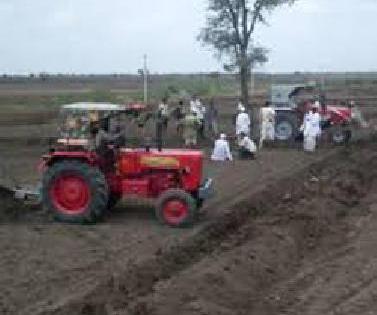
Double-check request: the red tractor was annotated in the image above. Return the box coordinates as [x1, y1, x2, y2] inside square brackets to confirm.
[39, 103, 213, 227]
[271, 84, 352, 144]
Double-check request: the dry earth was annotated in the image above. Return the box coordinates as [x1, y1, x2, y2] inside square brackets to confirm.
[0, 85, 377, 315]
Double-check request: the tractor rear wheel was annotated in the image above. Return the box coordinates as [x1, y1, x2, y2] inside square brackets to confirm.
[42, 161, 108, 224]
[275, 112, 299, 142]
[155, 189, 197, 228]
[107, 193, 121, 210]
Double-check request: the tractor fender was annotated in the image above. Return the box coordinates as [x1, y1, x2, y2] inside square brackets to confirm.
[41, 151, 97, 169]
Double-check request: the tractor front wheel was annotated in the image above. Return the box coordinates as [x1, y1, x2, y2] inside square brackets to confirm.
[331, 127, 352, 145]
[42, 161, 108, 224]
[155, 189, 197, 228]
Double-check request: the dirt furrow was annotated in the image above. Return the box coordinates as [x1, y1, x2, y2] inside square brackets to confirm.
[106, 142, 377, 315]
[36, 148, 347, 315]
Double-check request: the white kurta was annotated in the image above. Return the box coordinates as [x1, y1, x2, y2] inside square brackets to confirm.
[211, 139, 233, 161]
[236, 112, 250, 135]
[260, 107, 276, 142]
[302, 111, 320, 152]
[190, 100, 205, 120]
[239, 136, 257, 153]
[158, 103, 169, 117]
[310, 112, 321, 137]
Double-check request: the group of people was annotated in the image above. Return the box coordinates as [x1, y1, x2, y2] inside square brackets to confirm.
[157, 96, 218, 146]
[154, 97, 278, 162]
[211, 101, 257, 162]
[152, 96, 369, 162]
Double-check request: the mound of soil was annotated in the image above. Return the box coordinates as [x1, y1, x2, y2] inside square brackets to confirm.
[117, 147, 377, 315]
[0, 185, 16, 211]
[0, 185, 37, 222]
[0, 186, 19, 221]
[43, 142, 377, 315]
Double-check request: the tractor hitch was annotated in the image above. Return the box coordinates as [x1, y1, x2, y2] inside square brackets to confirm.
[13, 185, 41, 204]
[198, 178, 214, 200]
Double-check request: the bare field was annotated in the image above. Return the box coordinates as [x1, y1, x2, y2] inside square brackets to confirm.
[1, 78, 377, 315]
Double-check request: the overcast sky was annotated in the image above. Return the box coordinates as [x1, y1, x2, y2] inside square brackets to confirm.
[0, 0, 376, 74]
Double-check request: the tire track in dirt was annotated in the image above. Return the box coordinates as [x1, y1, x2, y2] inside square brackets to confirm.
[11, 151, 336, 312]
[33, 149, 345, 315]
[2, 140, 373, 315]
[113, 143, 377, 315]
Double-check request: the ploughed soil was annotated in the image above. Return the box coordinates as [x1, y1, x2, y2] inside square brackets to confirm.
[1, 136, 377, 315]
[0, 89, 377, 314]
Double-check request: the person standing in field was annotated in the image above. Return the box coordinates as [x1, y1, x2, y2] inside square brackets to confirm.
[196, 98, 206, 139]
[182, 111, 199, 147]
[205, 98, 219, 138]
[233, 100, 245, 126]
[172, 100, 185, 137]
[158, 98, 169, 131]
[349, 100, 369, 128]
[259, 103, 276, 149]
[301, 103, 320, 152]
[236, 106, 250, 141]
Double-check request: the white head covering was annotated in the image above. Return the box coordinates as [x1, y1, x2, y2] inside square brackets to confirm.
[240, 106, 246, 112]
[314, 101, 320, 109]
[220, 133, 226, 140]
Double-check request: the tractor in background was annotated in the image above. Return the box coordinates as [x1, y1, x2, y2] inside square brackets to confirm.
[270, 84, 352, 144]
[37, 102, 213, 227]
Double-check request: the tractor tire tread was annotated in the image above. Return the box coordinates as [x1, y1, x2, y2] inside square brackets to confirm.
[155, 188, 197, 228]
[42, 160, 108, 224]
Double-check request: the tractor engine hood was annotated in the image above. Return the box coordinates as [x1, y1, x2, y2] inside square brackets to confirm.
[325, 106, 352, 124]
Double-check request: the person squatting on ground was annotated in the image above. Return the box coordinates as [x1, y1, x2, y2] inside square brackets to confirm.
[259, 104, 276, 149]
[183, 110, 200, 147]
[238, 132, 257, 160]
[211, 133, 233, 161]
[236, 106, 251, 141]
[301, 103, 321, 152]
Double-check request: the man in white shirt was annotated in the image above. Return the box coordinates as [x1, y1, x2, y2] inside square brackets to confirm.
[301, 105, 321, 152]
[190, 96, 206, 138]
[158, 98, 169, 130]
[259, 105, 276, 149]
[236, 107, 251, 140]
[211, 133, 233, 161]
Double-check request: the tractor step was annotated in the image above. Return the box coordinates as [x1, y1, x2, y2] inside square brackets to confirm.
[198, 178, 214, 200]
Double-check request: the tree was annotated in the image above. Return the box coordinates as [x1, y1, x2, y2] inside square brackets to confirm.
[198, 0, 296, 106]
